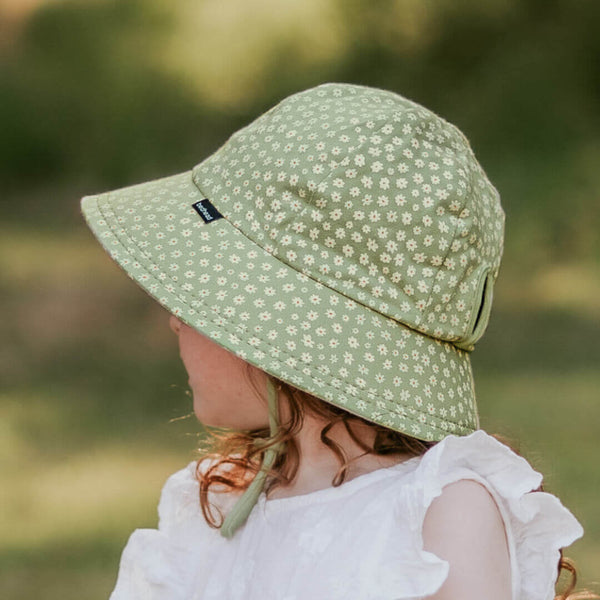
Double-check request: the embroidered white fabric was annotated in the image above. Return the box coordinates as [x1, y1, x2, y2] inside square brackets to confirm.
[109, 431, 583, 600]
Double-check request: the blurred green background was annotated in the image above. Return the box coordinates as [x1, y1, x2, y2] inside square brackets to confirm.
[1, 0, 598, 597]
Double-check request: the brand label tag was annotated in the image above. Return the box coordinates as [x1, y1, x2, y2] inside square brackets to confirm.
[192, 199, 223, 223]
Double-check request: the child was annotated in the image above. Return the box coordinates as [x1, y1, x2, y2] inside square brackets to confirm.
[81, 83, 589, 600]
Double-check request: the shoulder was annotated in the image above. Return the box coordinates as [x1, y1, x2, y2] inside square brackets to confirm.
[398, 430, 584, 600]
[423, 478, 506, 534]
[423, 479, 505, 534]
[422, 479, 511, 600]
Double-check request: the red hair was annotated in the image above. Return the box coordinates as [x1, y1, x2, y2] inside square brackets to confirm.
[195, 374, 597, 600]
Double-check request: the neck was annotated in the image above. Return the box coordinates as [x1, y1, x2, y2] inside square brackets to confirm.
[266, 403, 411, 500]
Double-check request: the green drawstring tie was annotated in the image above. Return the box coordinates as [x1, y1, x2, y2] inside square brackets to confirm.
[220, 378, 283, 538]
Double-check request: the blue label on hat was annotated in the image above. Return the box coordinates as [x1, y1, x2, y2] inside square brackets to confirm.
[192, 199, 223, 223]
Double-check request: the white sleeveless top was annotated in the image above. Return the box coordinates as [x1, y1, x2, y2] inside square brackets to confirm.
[109, 431, 583, 600]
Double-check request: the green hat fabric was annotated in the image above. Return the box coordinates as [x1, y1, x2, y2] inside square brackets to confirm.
[81, 83, 504, 442]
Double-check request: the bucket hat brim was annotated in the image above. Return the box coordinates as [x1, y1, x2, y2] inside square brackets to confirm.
[81, 169, 478, 442]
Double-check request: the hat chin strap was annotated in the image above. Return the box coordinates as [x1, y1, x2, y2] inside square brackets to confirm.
[220, 377, 283, 538]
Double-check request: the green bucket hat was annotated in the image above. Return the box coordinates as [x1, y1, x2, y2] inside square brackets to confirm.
[81, 83, 504, 444]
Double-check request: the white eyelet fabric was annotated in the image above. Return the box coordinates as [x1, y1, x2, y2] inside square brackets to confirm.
[108, 432, 583, 600]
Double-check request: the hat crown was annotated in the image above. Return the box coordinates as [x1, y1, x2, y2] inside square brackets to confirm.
[193, 83, 505, 349]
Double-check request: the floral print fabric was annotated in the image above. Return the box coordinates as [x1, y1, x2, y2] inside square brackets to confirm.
[81, 83, 505, 440]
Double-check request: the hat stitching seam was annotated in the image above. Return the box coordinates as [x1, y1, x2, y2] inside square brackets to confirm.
[419, 151, 474, 331]
[93, 196, 474, 438]
[301, 118, 397, 207]
[195, 119, 472, 345]
[205, 207, 467, 354]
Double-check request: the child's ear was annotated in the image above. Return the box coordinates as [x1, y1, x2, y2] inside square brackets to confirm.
[169, 315, 182, 334]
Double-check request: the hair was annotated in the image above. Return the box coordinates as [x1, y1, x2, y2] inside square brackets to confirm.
[195, 371, 597, 600]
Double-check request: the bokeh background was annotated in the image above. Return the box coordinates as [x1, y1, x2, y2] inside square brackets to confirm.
[1, 0, 599, 597]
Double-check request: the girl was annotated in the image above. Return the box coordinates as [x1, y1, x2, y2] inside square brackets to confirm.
[81, 83, 591, 600]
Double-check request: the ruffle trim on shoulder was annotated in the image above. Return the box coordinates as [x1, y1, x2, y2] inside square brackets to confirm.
[393, 430, 584, 600]
[110, 460, 225, 600]
[109, 528, 199, 600]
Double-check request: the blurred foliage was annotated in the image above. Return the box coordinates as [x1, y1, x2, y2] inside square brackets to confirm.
[1, 0, 599, 268]
[1, 0, 599, 597]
